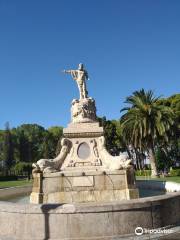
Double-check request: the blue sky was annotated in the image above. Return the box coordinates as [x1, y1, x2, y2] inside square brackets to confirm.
[0, 0, 180, 129]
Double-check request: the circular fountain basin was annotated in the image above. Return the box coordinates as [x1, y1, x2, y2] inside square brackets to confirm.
[0, 181, 180, 240]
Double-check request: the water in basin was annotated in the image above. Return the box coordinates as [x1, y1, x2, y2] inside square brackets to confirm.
[139, 188, 165, 197]
[7, 194, 30, 203]
[1, 188, 166, 203]
[1, 193, 30, 203]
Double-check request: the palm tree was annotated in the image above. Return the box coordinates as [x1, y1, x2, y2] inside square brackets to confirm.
[120, 89, 174, 177]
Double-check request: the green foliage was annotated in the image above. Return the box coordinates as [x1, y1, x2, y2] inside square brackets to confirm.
[157, 94, 180, 166]
[0, 90, 179, 178]
[155, 148, 172, 171]
[12, 124, 63, 162]
[135, 170, 152, 176]
[2, 122, 14, 172]
[0, 179, 32, 188]
[158, 94, 180, 120]
[0, 124, 63, 176]
[47, 126, 63, 140]
[136, 176, 180, 183]
[14, 162, 32, 173]
[98, 117, 125, 155]
[0, 175, 18, 181]
[121, 89, 174, 149]
[47, 126, 63, 157]
[169, 168, 180, 177]
[14, 124, 46, 162]
[120, 89, 175, 176]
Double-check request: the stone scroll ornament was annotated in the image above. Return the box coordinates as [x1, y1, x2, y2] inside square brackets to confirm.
[98, 136, 132, 170]
[32, 136, 132, 173]
[32, 138, 71, 173]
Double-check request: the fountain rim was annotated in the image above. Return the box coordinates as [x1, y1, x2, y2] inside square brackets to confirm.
[0, 191, 180, 214]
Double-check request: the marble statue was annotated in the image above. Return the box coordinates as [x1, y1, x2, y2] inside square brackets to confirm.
[63, 63, 89, 100]
[30, 63, 139, 204]
[32, 63, 132, 173]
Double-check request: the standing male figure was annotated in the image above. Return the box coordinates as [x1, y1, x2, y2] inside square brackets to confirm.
[63, 63, 89, 99]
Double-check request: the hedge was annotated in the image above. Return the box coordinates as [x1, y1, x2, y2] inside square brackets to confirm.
[0, 175, 18, 181]
[135, 170, 151, 176]
[170, 168, 180, 177]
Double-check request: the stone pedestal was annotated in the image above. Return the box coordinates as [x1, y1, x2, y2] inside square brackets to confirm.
[71, 98, 97, 123]
[30, 96, 139, 204]
[61, 122, 104, 170]
[30, 168, 139, 204]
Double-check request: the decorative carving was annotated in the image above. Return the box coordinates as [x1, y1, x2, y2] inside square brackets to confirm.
[33, 136, 132, 173]
[69, 146, 74, 157]
[32, 138, 71, 173]
[64, 132, 102, 138]
[71, 97, 96, 123]
[92, 139, 102, 166]
[77, 142, 91, 159]
[32, 64, 133, 174]
[69, 160, 75, 167]
[98, 136, 132, 170]
[92, 139, 99, 158]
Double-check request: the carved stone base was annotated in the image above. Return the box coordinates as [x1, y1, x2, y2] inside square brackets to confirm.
[31, 96, 139, 204]
[71, 97, 97, 123]
[63, 122, 103, 138]
[30, 169, 139, 204]
[61, 122, 104, 170]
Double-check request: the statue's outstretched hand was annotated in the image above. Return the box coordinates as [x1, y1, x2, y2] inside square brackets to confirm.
[63, 70, 71, 74]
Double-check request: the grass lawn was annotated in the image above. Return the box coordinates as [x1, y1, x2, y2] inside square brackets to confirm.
[136, 176, 180, 183]
[0, 179, 32, 188]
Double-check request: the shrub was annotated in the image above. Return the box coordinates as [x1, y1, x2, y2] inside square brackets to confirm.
[14, 162, 32, 173]
[0, 175, 18, 181]
[170, 168, 180, 177]
[135, 170, 151, 176]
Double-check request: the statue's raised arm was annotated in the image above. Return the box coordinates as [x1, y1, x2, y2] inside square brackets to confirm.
[63, 63, 88, 99]
[63, 70, 72, 74]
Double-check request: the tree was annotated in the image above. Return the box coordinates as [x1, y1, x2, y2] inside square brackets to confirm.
[98, 117, 121, 155]
[2, 122, 14, 174]
[155, 148, 172, 171]
[157, 94, 180, 166]
[0, 124, 64, 168]
[15, 124, 46, 163]
[47, 126, 63, 156]
[0, 130, 4, 163]
[120, 89, 174, 177]
[14, 162, 32, 180]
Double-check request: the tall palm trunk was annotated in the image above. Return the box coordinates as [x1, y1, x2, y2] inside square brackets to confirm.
[135, 149, 141, 170]
[148, 146, 158, 177]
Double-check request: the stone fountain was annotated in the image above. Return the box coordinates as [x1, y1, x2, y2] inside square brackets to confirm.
[1, 64, 180, 240]
[30, 63, 139, 204]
